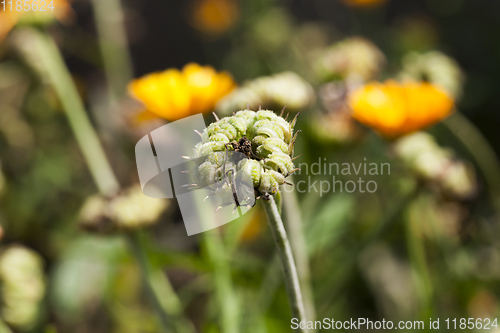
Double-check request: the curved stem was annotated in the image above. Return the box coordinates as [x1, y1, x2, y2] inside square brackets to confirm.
[262, 196, 307, 332]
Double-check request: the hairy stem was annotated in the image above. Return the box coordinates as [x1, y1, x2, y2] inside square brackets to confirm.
[282, 187, 316, 325]
[262, 196, 307, 332]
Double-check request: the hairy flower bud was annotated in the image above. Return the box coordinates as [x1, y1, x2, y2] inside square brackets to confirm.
[192, 109, 298, 206]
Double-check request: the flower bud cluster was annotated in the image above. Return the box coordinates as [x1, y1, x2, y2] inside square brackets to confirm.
[193, 110, 298, 197]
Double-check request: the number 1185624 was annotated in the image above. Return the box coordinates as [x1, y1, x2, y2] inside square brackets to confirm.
[1, 0, 54, 11]
[445, 318, 498, 330]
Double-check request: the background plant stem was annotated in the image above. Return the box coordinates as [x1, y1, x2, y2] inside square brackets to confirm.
[89, 0, 133, 99]
[262, 196, 307, 332]
[201, 231, 240, 333]
[443, 112, 500, 215]
[405, 196, 434, 319]
[15, 28, 120, 197]
[128, 232, 197, 333]
[16, 28, 193, 333]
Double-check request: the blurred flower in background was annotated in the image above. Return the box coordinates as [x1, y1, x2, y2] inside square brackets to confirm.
[216, 71, 315, 116]
[129, 63, 236, 122]
[309, 82, 363, 146]
[0, 0, 73, 43]
[342, 0, 388, 8]
[239, 207, 266, 243]
[394, 132, 477, 199]
[79, 185, 169, 232]
[316, 37, 386, 83]
[0, 246, 45, 331]
[349, 80, 454, 138]
[189, 0, 239, 36]
[399, 51, 465, 98]
[309, 111, 362, 146]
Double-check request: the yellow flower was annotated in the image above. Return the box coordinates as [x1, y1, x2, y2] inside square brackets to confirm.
[190, 0, 239, 36]
[342, 0, 388, 8]
[0, 0, 73, 43]
[129, 63, 236, 122]
[349, 81, 454, 138]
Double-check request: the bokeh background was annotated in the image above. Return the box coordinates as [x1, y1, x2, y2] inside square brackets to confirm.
[1, 0, 500, 332]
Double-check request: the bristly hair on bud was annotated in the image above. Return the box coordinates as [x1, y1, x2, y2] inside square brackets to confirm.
[192, 109, 299, 209]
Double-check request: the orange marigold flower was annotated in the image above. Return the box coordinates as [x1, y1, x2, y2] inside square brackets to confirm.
[128, 63, 236, 122]
[342, 0, 388, 8]
[0, 0, 73, 43]
[349, 81, 454, 138]
[190, 0, 239, 36]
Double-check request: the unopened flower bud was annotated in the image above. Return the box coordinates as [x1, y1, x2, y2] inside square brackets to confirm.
[0, 246, 45, 331]
[394, 132, 477, 199]
[79, 185, 168, 232]
[316, 37, 385, 82]
[216, 72, 314, 116]
[192, 109, 298, 207]
[399, 51, 465, 98]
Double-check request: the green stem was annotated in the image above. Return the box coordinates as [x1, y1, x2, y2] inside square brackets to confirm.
[282, 187, 316, 324]
[443, 112, 500, 215]
[262, 196, 307, 332]
[14, 28, 119, 197]
[89, 0, 133, 99]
